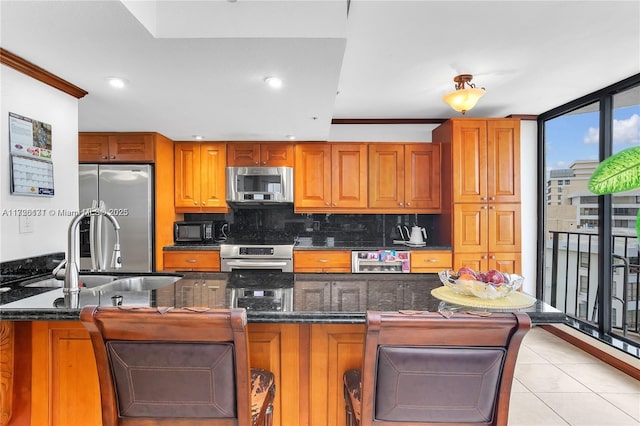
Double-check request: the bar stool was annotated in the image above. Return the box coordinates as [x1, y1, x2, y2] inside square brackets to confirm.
[344, 311, 531, 426]
[81, 306, 275, 426]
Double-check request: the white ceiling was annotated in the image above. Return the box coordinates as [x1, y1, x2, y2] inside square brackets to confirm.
[1, 0, 639, 142]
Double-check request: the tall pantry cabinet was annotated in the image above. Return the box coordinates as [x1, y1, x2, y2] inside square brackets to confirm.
[434, 118, 521, 273]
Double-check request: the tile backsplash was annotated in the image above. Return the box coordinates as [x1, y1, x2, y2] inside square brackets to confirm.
[185, 206, 442, 246]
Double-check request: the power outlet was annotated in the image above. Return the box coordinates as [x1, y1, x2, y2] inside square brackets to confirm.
[19, 215, 34, 233]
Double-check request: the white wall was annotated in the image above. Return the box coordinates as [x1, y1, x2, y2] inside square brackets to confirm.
[329, 121, 539, 294]
[0, 65, 79, 262]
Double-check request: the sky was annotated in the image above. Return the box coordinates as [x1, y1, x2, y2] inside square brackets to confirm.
[545, 105, 640, 172]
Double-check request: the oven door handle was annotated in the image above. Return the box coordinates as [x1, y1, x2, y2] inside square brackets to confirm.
[225, 260, 290, 268]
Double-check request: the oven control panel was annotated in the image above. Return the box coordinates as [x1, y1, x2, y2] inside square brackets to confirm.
[239, 247, 275, 256]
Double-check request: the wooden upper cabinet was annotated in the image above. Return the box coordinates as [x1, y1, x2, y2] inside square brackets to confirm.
[487, 120, 521, 203]
[294, 143, 367, 212]
[330, 144, 368, 209]
[369, 143, 441, 212]
[174, 142, 228, 213]
[453, 203, 520, 254]
[368, 144, 404, 209]
[438, 119, 519, 203]
[405, 144, 441, 210]
[79, 132, 155, 163]
[227, 142, 294, 166]
[294, 143, 332, 209]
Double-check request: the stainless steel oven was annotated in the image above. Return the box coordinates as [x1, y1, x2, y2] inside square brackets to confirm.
[221, 244, 294, 311]
[220, 244, 293, 272]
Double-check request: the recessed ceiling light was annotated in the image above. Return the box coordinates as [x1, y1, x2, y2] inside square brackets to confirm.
[192, 135, 204, 140]
[286, 135, 296, 140]
[264, 77, 283, 89]
[106, 77, 128, 89]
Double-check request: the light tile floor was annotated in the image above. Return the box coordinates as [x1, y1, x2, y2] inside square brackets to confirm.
[509, 326, 640, 425]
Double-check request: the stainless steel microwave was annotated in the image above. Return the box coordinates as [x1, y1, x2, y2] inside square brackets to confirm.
[226, 166, 293, 205]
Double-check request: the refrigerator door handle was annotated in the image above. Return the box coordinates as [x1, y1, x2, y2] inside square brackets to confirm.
[89, 199, 99, 271]
[96, 200, 106, 270]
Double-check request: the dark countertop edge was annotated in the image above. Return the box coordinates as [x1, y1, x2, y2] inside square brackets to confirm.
[163, 245, 221, 251]
[163, 245, 453, 251]
[0, 309, 568, 325]
[293, 245, 453, 251]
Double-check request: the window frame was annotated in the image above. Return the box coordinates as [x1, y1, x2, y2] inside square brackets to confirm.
[537, 73, 640, 338]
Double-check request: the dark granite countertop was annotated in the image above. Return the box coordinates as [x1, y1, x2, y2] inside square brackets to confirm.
[163, 243, 453, 251]
[0, 271, 566, 325]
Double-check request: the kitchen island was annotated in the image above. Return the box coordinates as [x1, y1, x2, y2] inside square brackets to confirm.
[1, 271, 565, 426]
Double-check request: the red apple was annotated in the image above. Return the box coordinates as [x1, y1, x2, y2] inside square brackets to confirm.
[485, 269, 505, 285]
[457, 267, 478, 279]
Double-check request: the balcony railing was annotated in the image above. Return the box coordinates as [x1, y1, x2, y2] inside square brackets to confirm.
[546, 230, 640, 344]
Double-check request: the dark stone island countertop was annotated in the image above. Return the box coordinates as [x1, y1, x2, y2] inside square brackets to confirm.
[0, 270, 567, 324]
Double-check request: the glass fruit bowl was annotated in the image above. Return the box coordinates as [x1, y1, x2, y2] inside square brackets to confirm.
[437, 269, 523, 300]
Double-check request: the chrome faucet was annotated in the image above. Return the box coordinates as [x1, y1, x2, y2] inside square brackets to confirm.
[55, 208, 122, 307]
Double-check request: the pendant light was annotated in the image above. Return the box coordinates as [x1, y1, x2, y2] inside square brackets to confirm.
[442, 74, 485, 114]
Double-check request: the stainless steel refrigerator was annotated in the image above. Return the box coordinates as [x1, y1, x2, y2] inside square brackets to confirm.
[79, 164, 153, 272]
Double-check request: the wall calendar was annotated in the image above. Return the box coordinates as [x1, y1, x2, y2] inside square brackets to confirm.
[8, 112, 55, 197]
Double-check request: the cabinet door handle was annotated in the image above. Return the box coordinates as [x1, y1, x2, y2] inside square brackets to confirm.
[110, 155, 116, 159]
[490, 206, 495, 209]
[481, 197, 487, 201]
[399, 202, 404, 206]
[406, 202, 411, 206]
[186, 259, 198, 263]
[325, 201, 330, 206]
[481, 255, 488, 259]
[490, 255, 496, 259]
[490, 196, 495, 201]
[101, 156, 108, 159]
[193, 202, 198, 205]
[481, 206, 488, 209]
[202, 202, 206, 205]
[332, 203, 337, 207]
[317, 259, 328, 263]
[425, 259, 438, 263]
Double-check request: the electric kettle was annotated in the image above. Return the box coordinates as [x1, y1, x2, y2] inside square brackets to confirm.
[409, 226, 427, 244]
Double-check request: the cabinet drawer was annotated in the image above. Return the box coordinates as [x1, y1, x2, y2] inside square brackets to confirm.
[410, 250, 452, 273]
[162, 251, 220, 271]
[294, 250, 351, 272]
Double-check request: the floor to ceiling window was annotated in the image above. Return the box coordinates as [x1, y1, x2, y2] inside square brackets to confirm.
[540, 75, 640, 352]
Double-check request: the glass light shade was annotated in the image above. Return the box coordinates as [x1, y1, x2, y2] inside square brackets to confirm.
[442, 87, 486, 114]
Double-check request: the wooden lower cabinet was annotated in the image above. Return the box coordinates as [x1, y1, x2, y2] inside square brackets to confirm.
[454, 252, 522, 273]
[29, 322, 102, 426]
[294, 250, 351, 272]
[247, 324, 301, 426]
[20, 321, 367, 426]
[309, 324, 365, 426]
[162, 250, 220, 271]
[410, 250, 452, 273]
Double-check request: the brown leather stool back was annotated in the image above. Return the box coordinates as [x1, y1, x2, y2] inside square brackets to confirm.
[81, 306, 274, 426]
[344, 311, 531, 426]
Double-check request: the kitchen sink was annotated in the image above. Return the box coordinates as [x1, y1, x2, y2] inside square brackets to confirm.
[90, 275, 181, 292]
[20, 275, 118, 288]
